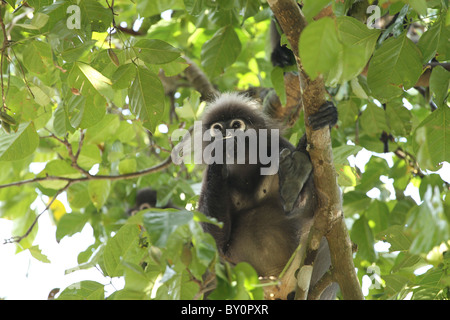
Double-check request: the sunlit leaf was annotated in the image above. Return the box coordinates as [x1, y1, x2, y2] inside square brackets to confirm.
[129, 67, 165, 133]
[201, 25, 242, 78]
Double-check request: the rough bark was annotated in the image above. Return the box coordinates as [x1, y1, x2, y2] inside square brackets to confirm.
[267, 0, 364, 300]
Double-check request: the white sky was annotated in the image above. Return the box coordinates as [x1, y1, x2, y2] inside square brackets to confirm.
[0, 210, 123, 299]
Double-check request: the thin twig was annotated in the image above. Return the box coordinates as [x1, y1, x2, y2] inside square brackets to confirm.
[0, 156, 173, 190]
[45, 129, 91, 176]
[3, 182, 71, 244]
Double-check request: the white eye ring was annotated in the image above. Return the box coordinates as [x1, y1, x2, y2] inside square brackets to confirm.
[139, 203, 151, 210]
[230, 119, 245, 131]
[210, 123, 223, 137]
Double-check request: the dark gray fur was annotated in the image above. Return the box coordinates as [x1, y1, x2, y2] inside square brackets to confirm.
[198, 93, 339, 299]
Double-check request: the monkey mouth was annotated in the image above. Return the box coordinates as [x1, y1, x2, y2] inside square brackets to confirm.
[220, 132, 235, 140]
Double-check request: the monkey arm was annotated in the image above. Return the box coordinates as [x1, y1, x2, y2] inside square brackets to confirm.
[279, 101, 337, 213]
[199, 163, 232, 253]
[278, 148, 312, 213]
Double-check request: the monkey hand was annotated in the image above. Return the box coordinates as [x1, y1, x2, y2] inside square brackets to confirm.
[279, 148, 312, 212]
[308, 101, 338, 130]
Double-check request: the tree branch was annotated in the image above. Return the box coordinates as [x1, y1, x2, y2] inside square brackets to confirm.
[2, 154, 173, 244]
[3, 182, 71, 244]
[0, 156, 173, 190]
[267, 0, 363, 300]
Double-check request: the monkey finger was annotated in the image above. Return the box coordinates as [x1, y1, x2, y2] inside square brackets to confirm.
[308, 102, 338, 130]
[309, 118, 332, 130]
[280, 148, 292, 161]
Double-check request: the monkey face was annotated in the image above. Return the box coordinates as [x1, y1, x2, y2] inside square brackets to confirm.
[208, 118, 247, 138]
[204, 117, 255, 165]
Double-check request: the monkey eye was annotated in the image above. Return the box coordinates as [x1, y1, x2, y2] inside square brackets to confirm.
[230, 119, 246, 131]
[210, 123, 223, 136]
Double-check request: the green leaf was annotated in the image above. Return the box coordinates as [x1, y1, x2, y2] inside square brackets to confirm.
[336, 164, 359, 187]
[383, 274, 410, 297]
[302, 0, 332, 23]
[184, 0, 206, 16]
[201, 25, 242, 78]
[367, 32, 423, 101]
[56, 213, 89, 242]
[242, 0, 260, 23]
[88, 179, 111, 210]
[407, 186, 449, 254]
[29, 85, 52, 107]
[67, 183, 91, 209]
[391, 252, 423, 273]
[158, 268, 199, 300]
[118, 158, 137, 174]
[22, 41, 53, 75]
[176, 91, 202, 120]
[351, 77, 369, 99]
[365, 200, 389, 235]
[359, 102, 389, 136]
[385, 101, 412, 136]
[129, 67, 165, 133]
[134, 39, 181, 65]
[112, 63, 136, 90]
[351, 215, 377, 262]
[77, 144, 102, 170]
[332, 144, 363, 165]
[28, 245, 51, 263]
[66, 63, 112, 128]
[188, 220, 217, 279]
[299, 17, 341, 80]
[5, 0, 15, 8]
[343, 191, 371, 216]
[429, 66, 450, 108]
[271, 67, 286, 105]
[103, 224, 147, 277]
[337, 16, 380, 49]
[75, 62, 113, 99]
[57, 281, 104, 300]
[413, 106, 450, 170]
[15, 13, 49, 30]
[417, 17, 449, 62]
[324, 17, 380, 85]
[37, 159, 81, 189]
[52, 105, 69, 136]
[233, 262, 263, 300]
[0, 122, 39, 161]
[112, 262, 160, 300]
[408, 0, 427, 16]
[337, 100, 360, 128]
[84, 114, 120, 144]
[82, 0, 112, 32]
[138, 0, 185, 16]
[143, 209, 194, 247]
